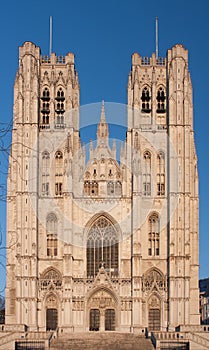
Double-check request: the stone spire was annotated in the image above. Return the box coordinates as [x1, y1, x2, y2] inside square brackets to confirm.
[97, 100, 109, 144]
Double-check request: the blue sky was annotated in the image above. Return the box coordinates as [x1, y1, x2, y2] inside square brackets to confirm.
[0, 0, 209, 290]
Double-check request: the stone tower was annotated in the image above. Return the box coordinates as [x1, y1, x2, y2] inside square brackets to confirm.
[5, 41, 199, 333]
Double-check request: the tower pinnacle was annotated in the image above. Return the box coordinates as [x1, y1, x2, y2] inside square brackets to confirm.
[97, 100, 109, 143]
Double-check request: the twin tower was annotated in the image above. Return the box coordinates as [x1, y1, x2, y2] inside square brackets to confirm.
[6, 41, 199, 333]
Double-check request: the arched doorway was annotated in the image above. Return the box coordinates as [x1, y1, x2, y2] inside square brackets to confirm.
[148, 295, 161, 331]
[45, 294, 58, 331]
[88, 288, 117, 331]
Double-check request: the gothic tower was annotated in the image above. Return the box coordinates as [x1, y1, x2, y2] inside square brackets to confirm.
[127, 44, 199, 329]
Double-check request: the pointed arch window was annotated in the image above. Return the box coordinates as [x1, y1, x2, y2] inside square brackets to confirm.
[42, 151, 50, 196]
[55, 151, 63, 196]
[46, 213, 58, 257]
[156, 87, 166, 113]
[55, 87, 65, 128]
[157, 152, 165, 196]
[148, 214, 160, 256]
[141, 86, 151, 113]
[40, 87, 50, 128]
[143, 151, 151, 196]
[87, 216, 118, 277]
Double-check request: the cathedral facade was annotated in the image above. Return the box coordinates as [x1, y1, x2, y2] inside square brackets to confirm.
[5, 41, 200, 333]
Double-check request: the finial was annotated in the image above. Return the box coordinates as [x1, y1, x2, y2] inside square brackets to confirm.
[100, 100, 106, 122]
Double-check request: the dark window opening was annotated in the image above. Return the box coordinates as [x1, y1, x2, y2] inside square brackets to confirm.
[141, 87, 151, 113]
[156, 87, 166, 113]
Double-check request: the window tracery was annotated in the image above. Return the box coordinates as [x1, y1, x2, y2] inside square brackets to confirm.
[55, 151, 63, 196]
[141, 86, 151, 113]
[55, 87, 65, 128]
[40, 268, 62, 290]
[40, 87, 50, 128]
[46, 213, 58, 257]
[142, 269, 165, 294]
[156, 87, 166, 113]
[87, 216, 118, 277]
[157, 152, 165, 196]
[143, 151, 151, 196]
[148, 213, 160, 256]
[42, 151, 50, 196]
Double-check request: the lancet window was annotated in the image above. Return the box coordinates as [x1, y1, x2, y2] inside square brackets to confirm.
[157, 152, 165, 196]
[141, 86, 151, 113]
[55, 87, 65, 128]
[40, 87, 50, 128]
[46, 213, 58, 257]
[55, 151, 63, 196]
[148, 214, 160, 256]
[156, 87, 166, 113]
[42, 151, 50, 196]
[143, 151, 151, 196]
[87, 216, 118, 277]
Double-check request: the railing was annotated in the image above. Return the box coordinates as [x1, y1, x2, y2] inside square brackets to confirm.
[156, 57, 166, 66]
[141, 57, 150, 65]
[42, 55, 51, 63]
[56, 56, 65, 64]
[54, 123, 65, 129]
[15, 340, 45, 350]
[0, 331, 22, 346]
[141, 56, 166, 66]
[188, 331, 209, 348]
[48, 327, 59, 345]
[39, 124, 50, 130]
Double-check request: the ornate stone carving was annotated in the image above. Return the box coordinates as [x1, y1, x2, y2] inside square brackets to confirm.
[142, 269, 166, 295]
[88, 289, 116, 310]
[149, 295, 160, 308]
[40, 268, 62, 290]
[72, 299, 84, 310]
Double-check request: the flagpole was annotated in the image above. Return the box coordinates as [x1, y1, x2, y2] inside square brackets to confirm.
[156, 17, 158, 59]
[49, 16, 52, 56]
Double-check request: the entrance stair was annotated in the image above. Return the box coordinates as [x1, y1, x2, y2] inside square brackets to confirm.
[50, 332, 154, 350]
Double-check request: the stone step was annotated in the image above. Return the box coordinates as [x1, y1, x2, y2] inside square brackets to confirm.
[50, 332, 154, 350]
